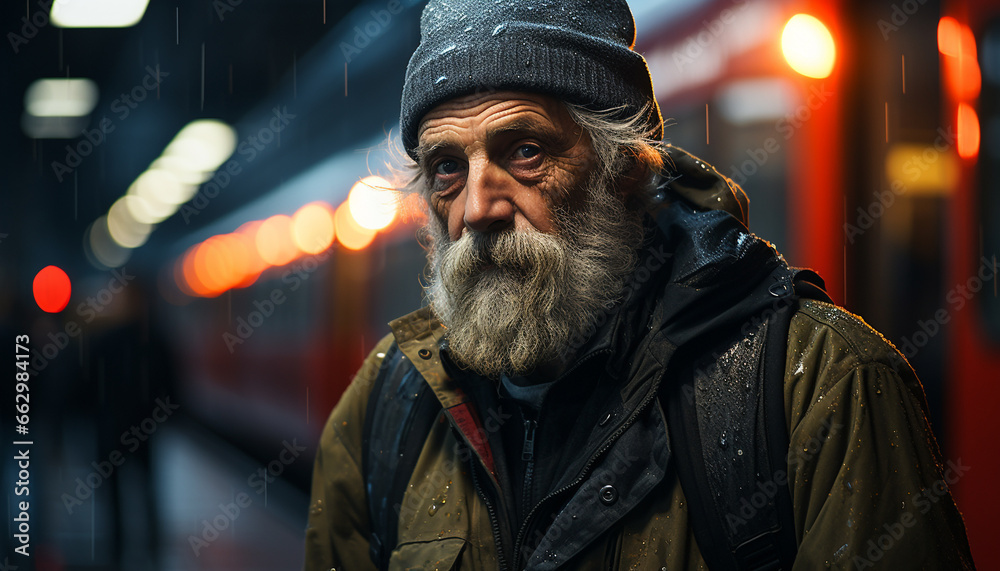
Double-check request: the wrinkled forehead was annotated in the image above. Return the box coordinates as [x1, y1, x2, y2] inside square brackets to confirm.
[415, 91, 581, 154]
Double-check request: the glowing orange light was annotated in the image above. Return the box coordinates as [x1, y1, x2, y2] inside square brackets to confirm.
[335, 202, 377, 251]
[939, 18, 981, 101]
[193, 237, 229, 296]
[938, 17, 977, 60]
[256, 215, 301, 267]
[938, 17, 963, 57]
[232, 223, 267, 288]
[292, 202, 336, 254]
[215, 233, 252, 290]
[33, 265, 72, 313]
[181, 244, 214, 297]
[957, 103, 980, 160]
[781, 14, 836, 79]
[348, 176, 400, 230]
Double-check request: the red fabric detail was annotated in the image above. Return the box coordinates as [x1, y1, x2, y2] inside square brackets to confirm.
[448, 402, 497, 478]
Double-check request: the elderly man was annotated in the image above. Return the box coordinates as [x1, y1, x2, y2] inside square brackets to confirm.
[305, 0, 974, 569]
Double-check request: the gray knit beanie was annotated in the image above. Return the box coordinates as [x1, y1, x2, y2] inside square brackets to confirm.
[400, 0, 663, 159]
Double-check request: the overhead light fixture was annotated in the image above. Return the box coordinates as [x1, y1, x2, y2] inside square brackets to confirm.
[163, 120, 238, 174]
[107, 197, 152, 248]
[51, 0, 150, 28]
[25, 78, 99, 117]
[129, 168, 197, 207]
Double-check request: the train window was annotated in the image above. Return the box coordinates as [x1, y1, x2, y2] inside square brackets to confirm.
[979, 19, 1000, 340]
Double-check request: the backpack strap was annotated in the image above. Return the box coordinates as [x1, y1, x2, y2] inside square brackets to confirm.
[362, 342, 442, 569]
[666, 268, 829, 570]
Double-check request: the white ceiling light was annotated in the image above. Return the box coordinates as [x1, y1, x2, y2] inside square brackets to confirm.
[107, 198, 152, 248]
[150, 156, 214, 185]
[122, 193, 174, 225]
[162, 120, 238, 174]
[25, 78, 99, 117]
[130, 168, 197, 207]
[51, 0, 150, 28]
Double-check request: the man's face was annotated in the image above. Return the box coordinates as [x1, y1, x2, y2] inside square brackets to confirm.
[415, 92, 644, 379]
[415, 91, 595, 240]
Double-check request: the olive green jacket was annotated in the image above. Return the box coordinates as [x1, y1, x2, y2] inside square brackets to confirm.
[304, 299, 974, 570]
[305, 148, 973, 569]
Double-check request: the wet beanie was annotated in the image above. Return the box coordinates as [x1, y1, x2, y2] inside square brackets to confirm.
[400, 0, 663, 159]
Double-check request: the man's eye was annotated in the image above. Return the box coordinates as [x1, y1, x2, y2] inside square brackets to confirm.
[514, 144, 541, 159]
[435, 159, 461, 176]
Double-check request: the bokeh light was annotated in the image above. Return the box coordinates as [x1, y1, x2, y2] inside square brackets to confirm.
[348, 176, 400, 231]
[292, 202, 337, 254]
[335, 202, 377, 251]
[256, 215, 300, 267]
[162, 119, 238, 174]
[957, 103, 980, 160]
[939, 18, 981, 101]
[107, 197, 152, 248]
[781, 14, 836, 79]
[33, 266, 72, 313]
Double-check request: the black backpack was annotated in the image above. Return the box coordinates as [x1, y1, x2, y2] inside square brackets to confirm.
[362, 270, 832, 570]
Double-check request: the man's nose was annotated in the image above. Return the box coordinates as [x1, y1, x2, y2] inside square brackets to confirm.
[463, 161, 515, 233]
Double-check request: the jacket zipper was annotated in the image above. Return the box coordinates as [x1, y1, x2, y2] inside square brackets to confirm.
[469, 458, 510, 571]
[521, 414, 538, 520]
[440, 401, 511, 570]
[511, 369, 665, 564]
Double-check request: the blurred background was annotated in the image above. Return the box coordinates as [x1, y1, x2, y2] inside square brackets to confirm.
[1, 0, 997, 568]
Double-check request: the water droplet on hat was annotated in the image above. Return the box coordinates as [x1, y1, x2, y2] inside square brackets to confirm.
[440, 44, 457, 55]
[435, 76, 449, 85]
[492, 23, 507, 36]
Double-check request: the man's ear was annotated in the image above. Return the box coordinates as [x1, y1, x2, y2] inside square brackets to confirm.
[615, 159, 652, 202]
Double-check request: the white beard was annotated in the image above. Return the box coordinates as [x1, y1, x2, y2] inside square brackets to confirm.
[425, 171, 644, 378]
